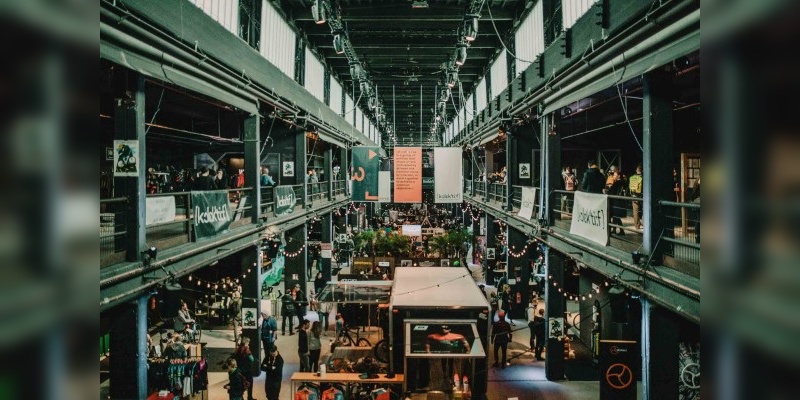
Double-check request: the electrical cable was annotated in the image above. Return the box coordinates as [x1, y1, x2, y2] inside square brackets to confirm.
[144, 88, 166, 136]
[485, 5, 535, 64]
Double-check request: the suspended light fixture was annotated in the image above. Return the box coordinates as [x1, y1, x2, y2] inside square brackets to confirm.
[312, 0, 326, 24]
[333, 34, 345, 54]
[368, 95, 378, 110]
[454, 42, 468, 66]
[350, 62, 363, 80]
[463, 15, 479, 42]
[446, 69, 459, 88]
[437, 101, 447, 120]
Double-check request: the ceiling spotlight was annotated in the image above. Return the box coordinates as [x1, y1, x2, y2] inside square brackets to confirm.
[454, 43, 468, 66]
[350, 63, 363, 80]
[411, 0, 429, 8]
[446, 69, 459, 88]
[463, 15, 479, 42]
[333, 34, 345, 54]
[368, 96, 378, 110]
[312, 0, 326, 25]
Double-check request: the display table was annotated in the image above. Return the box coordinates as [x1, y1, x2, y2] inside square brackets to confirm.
[289, 372, 405, 394]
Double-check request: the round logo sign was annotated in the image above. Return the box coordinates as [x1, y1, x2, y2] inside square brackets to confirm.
[605, 363, 634, 390]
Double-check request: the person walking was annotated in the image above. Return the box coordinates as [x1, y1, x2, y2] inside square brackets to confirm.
[280, 292, 296, 335]
[492, 311, 512, 369]
[308, 321, 322, 372]
[234, 338, 256, 400]
[533, 309, 546, 361]
[297, 320, 311, 372]
[629, 165, 643, 229]
[224, 359, 248, 400]
[526, 299, 537, 352]
[260, 345, 284, 400]
[318, 299, 332, 333]
[260, 311, 277, 359]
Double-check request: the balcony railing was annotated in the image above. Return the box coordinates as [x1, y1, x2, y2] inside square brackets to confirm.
[474, 180, 486, 199]
[551, 190, 644, 249]
[332, 180, 346, 198]
[659, 200, 700, 267]
[101, 188, 254, 269]
[487, 183, 507, 204]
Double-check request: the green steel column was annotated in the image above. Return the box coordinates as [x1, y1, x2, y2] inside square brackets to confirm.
[642, 70, 673, 258]
[109, 295, 148, 399]
[545, 113, 561, 226]
[643, 300, 680, 400]
[506, 131, 516, 211]
[296, 130, 308, 207]
[325, 146, 333, 200]
[320, 212, 333, 282]
[113, 74, 146, 261]
[283, 225, 308, 293]
[241, 246, 261, 362]
[544, 246, 566, 380]
[485, 213, 497, 285]
[245, 114, 261, 222]
[507, 227, 530, 320]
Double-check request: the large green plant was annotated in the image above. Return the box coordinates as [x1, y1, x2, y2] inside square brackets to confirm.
[429, 228, 472, 258]
[353, 230, 377, 255]
[375, 232, 412, 256]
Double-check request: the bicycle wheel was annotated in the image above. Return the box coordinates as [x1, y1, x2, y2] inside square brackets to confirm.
[373, 339, 389, 363]
[338, 333, 355, 346]
[356, 338, 371, 347]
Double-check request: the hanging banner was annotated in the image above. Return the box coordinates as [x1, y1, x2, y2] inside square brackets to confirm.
[433, 147, 463, 203]
[273, 185, 297, 216]
[394, 147, 422, 203]
[113, 140, 139, 177]
[351, 147, 380, 201]
[599, 340, 638, 400]
[517, 186, 537, 220]
[146, 196, 176, 226]
[191, 191, 233, 240]
[378, 171, 391, 202]
[569, 191, 609, 246]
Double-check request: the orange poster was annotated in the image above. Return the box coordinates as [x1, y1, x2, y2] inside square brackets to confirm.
[393, 147, 422, 203]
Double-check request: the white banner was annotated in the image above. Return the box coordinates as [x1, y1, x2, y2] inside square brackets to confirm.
[378, 171, 391, 202]
[145, 196, 176, 226]
[433, 147, 463, 203]
[569, 191, 609, 246]
[517, 186, 537, 220]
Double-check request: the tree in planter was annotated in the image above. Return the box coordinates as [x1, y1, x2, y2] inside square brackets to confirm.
[429, 228, 472, 258]
[374, 231, 412, 257]
[353, 230, 377, 256]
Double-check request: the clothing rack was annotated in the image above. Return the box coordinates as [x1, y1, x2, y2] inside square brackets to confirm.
[147, 357, 208, 400]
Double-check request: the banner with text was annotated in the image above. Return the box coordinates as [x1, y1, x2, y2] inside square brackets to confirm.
[351, 147, 380, 201]
[599, 340, 638, 400]
[146, 196, 176, 226]
[191, 191, 233, 240]
[517, 186, 537, 220]
[378, 171, 391, 202]
[569, 191, 609, 246]
[393, 147, 422, 203]
[274, 185, 297, 216]
[433, 147, 463, 203]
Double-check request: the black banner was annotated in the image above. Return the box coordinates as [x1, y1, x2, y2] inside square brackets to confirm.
[191, 191, 233, 240]
[599, 340, 638, 400]
[274, 185, 297, 216]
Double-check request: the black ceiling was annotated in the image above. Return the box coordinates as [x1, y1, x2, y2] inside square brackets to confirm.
[274, 0, 528, 142]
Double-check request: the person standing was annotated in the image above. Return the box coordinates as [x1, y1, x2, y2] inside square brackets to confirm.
[492, 311, 512, 369]
[606, 170, 627, 235]
[216, 168, 228, 189]
[224, 359, 247, 400]
[193, 167, 218, 191]
[335, 313, 344, 340]
[526, 299, 537, 352]
[280, 292, 296, 335]
[313, 272, 326, 297]
[260, 345, 283, 400]
[260, 311, 277, 359]
[260, 164, 276, 187]
[234, 338, 256, 400]
[561, 166, 577, 216]
[533, 309, 546, 361]
[297, 320, 311, 372]
[308, 321, 322, 372]
[292, 284, 308, 321]
[318, 299, 331, 333]
[629, 165, 643, 229]
[579, 161, 605, 194]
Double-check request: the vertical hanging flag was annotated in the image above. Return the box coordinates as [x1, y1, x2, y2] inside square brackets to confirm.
[433, 147, 463, 203]
[378, 171, 391, 202]
[351, 147, 380, 201]
[393, 147, 422, 203]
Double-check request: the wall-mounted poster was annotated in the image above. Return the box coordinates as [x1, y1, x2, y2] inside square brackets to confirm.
[241, 308, 257, 329]
[282, 161, 295, 177]
[406, 321, 477, 355]
[549, 317, 565, 340]
[113, 140, 139, 177]
[105, 147, 114, 161]
[486, 247, 496, 260]
[519, 163, 531, 179]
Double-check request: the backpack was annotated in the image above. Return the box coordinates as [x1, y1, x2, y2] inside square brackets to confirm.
[284, 302, 296, 314]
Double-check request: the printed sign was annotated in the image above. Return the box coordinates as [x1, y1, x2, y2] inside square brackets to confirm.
[548, 317, 564, 340]
[393, 147, 422, 203]
[517, 186, 537, 220]
[113, 140, 139, 177]
[569, 191, 609, 246]
[519, 163, 531, 179]
[241, 308, 257, 329]
[351, 147, 380, 201]
[486, 247, 496, 260]
[282, 161, 294, 177]
[599, 340, 638, 400]
[273, 185, 297, 216]
[433, 147, 463, 203]
[105, 147, 114, 161]
[378, 171, 391, 202]
[191, 191, 233, 240]
[145, 196, 176, 226]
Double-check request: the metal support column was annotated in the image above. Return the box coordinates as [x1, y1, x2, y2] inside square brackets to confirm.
[507, 227, 530, 320]
[642, 70, 673, 258]
[646, 299, 680, 399]
[241, 246, 260, 360]
[340, 147, 349, 197]
[320, 212, 333, 282]
[245, 114, 261, 222]
[296, 130, 308, 207]
[545, 114, 561, 226]
[109, 295, 148, 400]
[485, 213, 497, 285]
[505, 132, 516, 211]
[471, 147, 480, 197]
[113, 74, 146, 261]
[544, 246, 566, 380]
[325, 147, 333, 200]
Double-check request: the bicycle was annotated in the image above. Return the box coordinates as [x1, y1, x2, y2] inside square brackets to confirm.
[336, 324, 371, 347]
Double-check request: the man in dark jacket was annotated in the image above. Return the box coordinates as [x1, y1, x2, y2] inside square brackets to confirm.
[224, 359, 246, 400]
[579, 161, 605, 194]
[298, 320, 311, 372]
[281, 292, 296, 335]
[260, 311, 278, 358]
[492, 311, 513, 369]
[261, 345, 284, 400]
[532, 308, 546, 361]
[193, 167, 218, 191]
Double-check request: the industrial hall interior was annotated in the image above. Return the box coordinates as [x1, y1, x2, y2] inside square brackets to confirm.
[100, 1, 699, 400]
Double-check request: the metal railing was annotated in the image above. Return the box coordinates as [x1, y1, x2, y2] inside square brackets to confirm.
[474, 180, 486, 199]
[551, 190, 644, 249]
[332, 180, 346, 198]
[101, 188, 255, 269]
[100, 197, 129, 268]
[510, 185, 542, 217]
[464, 179, 473, 195]
[659, 200, 700, 265]
[487, 182, 507, 204]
